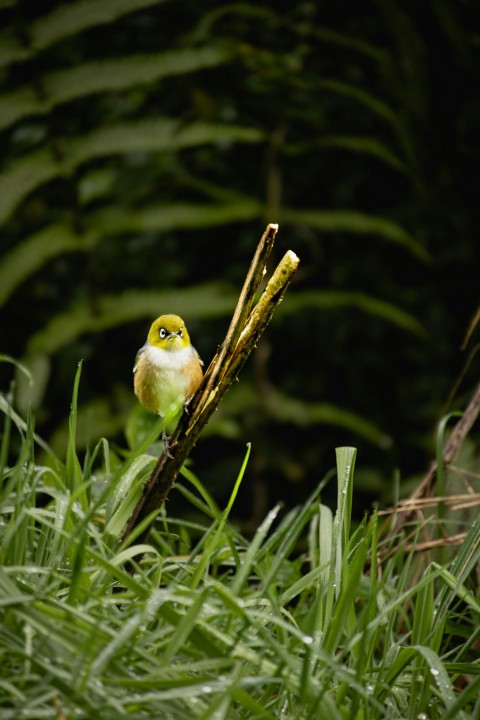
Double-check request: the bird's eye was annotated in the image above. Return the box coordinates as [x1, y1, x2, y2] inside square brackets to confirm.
[178, 327, 183, 338]
[159, 328, 167, 339]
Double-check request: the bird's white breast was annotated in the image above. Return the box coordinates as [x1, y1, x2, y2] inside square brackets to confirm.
[141, 343, 197, 370]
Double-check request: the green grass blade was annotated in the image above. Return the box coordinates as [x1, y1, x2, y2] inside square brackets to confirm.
[190, 444, 250, 589]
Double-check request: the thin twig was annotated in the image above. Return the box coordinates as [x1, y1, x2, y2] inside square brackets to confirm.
[402, 533, 466, 554]
[378, 493, 480, 515]
[384, 383, 480, 540]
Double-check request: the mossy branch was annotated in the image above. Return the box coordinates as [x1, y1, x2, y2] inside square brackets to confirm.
[121, 224, 299, 547]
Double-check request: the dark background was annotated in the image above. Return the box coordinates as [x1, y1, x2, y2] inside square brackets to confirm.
[0, 0, 479, 526]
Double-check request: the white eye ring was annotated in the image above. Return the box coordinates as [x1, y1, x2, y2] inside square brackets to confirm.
[178, 327, 183, 337]
[159, 328, 167, 339]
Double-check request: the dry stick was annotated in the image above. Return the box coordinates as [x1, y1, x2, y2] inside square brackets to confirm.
[188, 222, 278, 421]
[401, 533, 467, 555]
[378, 493, 480, 516]
[385, 382, 480, 540]
[214, 250, 300, 410]
[121, 229, 299, 548]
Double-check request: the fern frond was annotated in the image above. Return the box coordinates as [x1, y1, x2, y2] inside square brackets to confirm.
[0, 121, 265, 225]
[266, 388, 390, 447]
[311, 26, 390, 63]
[71, 120, 265, 163]
[280, 207, 429, 262]
[278, 290, 427, 337]
[315, 135, 409, 174]
[0, 0, 169, 68]
[26, 283, 236, 355]
[0, 89, 47, 133]
[0, 149, 60, 226]
[0, 47, 232, 131]
[0, 201, 262, 304]
[0, 34, 28, 72]
[92, 199, 262, 234]
[0, 225, 98, 307]
[221, 384, 390, 447]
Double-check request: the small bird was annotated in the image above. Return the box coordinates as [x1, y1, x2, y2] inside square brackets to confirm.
[133, 314, 203, 450]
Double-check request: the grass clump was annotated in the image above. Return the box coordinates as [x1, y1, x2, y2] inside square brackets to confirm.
[0, 368, 479, 719]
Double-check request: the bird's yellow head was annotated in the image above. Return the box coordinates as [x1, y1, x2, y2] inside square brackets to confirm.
[147, 314, 191, 352]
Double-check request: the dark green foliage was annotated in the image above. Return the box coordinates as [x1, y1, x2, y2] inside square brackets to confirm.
[0, 0, 479, 516]
[0, 392, 479, 718]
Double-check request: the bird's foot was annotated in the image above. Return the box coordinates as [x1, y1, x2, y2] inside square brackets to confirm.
[162, 429, 174, 458]
[183, 395, 194, 415]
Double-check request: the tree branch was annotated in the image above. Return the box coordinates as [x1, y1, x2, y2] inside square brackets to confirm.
[120, 224, 299, 548]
